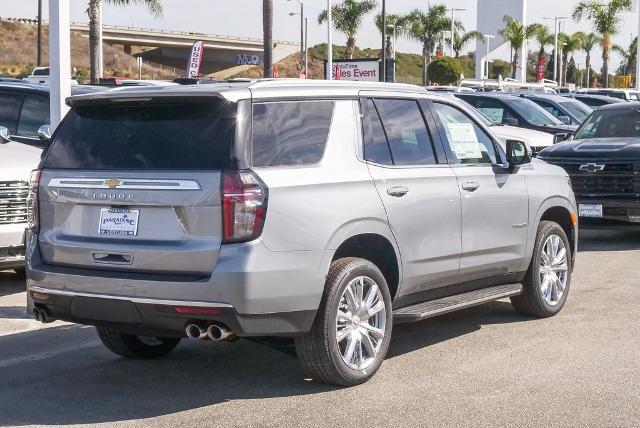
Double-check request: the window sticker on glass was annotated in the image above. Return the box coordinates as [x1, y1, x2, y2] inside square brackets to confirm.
[446, 122, 482, 160]
[478, 108, 503, 123]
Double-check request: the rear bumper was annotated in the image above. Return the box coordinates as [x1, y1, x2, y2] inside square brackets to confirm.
[577, 198, 640, 225]
[26, 231, 330, 336]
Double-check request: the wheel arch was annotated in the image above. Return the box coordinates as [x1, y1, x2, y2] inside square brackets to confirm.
[533, 196, 578, 261]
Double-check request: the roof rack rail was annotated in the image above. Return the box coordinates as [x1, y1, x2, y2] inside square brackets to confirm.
[457, 75, 558, 94]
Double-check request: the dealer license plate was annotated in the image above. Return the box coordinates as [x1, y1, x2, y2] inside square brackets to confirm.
[578, 204, 603, 218]
[98, 208, 140, 236]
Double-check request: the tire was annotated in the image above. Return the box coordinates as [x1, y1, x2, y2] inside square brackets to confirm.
[295, 257, 393, 386]
[511, 221, 572, 318]
[96, 327, 181, 359]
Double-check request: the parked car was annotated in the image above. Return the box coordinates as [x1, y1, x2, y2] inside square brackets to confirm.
[454, 92, 578, 142]
[0, 81, 104, 148]
[562, 93, 626, 108]
[517, 93, 592, 125]
[22, 67, 79, 85]
[0, 139, 42, 272]
[26, 80, 577, 386]
[539, 102, 640, 225]
[574, 88, 640, 102]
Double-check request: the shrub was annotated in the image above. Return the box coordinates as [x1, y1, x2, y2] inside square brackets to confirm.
[427, 56, 462, 85]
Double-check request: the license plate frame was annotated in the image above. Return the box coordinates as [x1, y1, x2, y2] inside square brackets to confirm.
[98, 208, 140, 236]
[578, 204, 603, 218]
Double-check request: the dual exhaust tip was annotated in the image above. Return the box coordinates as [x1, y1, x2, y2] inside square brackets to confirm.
[185, 323, 234, 342]
[32, 307, 53, 324]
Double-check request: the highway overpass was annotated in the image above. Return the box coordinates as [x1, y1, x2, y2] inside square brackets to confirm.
[69, 22, 300, 75]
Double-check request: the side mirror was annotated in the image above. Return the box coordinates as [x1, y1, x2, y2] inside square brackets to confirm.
[0, 126, 11, 144]
[505, 140, 531, 171]
[558, 115, 571, 125]
[37, 124, 52, 141]
[553, 132, 571, 143]
[502, 117, 519, 127]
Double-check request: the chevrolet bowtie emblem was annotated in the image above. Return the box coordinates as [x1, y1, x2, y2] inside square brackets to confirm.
[105, 178, 120, 189]
[579, 163, 605, 173]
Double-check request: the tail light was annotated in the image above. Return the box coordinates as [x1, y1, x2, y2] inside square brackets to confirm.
[222, 170, 267, 244]
[26, 169, 41, 232]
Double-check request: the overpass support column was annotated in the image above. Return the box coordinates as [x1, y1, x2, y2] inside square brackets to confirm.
[124, 44, 132, 55]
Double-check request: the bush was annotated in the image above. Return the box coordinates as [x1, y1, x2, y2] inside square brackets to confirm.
[427, 56, 462, 85]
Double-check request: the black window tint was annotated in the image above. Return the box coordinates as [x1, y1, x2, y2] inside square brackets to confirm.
[373, 99, 436, 166]
[431, 102, 497, 165]
[473, 98, 517, 124]
[252, 101, 333, 167]
[44, 99, 236, 170]
[17, 95, 49, 137]
[361, 98, 392, 165]
[0, 92, 23, 134]
[533, 99, 563, 119]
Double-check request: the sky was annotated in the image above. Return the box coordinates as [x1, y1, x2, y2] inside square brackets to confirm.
[2, 0, 640, 71]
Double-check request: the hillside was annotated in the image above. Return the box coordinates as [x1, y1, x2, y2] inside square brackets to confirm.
[231, 43, 476, 83]
[0, 19, 173, 81]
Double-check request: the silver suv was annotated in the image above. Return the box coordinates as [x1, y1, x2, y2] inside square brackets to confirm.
[26, 80, 578, 386]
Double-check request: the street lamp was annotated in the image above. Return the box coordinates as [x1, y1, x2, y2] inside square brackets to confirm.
[543, 16, 569, 83]
[327, 0, 332, 80]
[448, 8, 467, 57]
[387, 23, 397, 82]
[636, 1, 640, 89]
[290, 12, 309, 78]
[483, 34, 495, 79]
[287, 0, 304, 77]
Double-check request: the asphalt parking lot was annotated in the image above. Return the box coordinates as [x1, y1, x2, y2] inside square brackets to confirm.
[0, 228, 638, 427]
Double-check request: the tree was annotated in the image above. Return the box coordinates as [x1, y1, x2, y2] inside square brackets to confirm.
[318, 0, 377, 59]
[559, 32, 583, 85]
[572, 0, 633, 87]
[375, 13, 403, 58]
[88, 0, 162, 84]
[263, 0, 273, 77]
[448, 29, 483, 58]
[402, 4, 457, 85]
[579, 32, 600, 86]
[534, 26, 555, 66]
[613, 37, 637, 76]
[427, 56, 462, 84]
[499, 15, 542, 79]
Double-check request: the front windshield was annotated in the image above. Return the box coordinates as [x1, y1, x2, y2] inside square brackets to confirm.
[574, 108, 640, 139]
[508, 98, 563, 126]
[561, 101, 592, 121]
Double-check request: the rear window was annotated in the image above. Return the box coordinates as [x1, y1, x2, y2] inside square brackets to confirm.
[44, 99, 236, 170]
[252, 101, 334, 167]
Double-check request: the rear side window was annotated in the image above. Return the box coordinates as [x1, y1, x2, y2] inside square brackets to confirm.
[252, 101, 334, 167]
[17, 95, 49, 137]
[368, 98, 437, 166]
[0, 92, 23, 134]
[44, 99, 236, 170]
[361, 98, 392, 165]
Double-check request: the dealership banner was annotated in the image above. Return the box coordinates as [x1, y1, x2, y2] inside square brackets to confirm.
[185, 41, 204, 78]
[324, 59, 380, 81]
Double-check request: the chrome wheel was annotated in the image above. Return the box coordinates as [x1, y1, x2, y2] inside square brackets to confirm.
[539, 234, 568, 306]
[335, 276, 387, 371]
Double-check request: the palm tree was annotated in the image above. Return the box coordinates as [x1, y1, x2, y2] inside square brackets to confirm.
[263, 0, 273, 77]
[401, 4, 453, 85]
[318, 0, 377, 59]
[448, 29, 483, 58]
[579, 32, 600, 86]
[375, 13, 403, 59]
[612, 37, 637, 76]
[88, 0, 163, 84]
[572, 0, 633, 87]
[534, 26, 555, 66]
[559, 32, 583, 85]
[499, 15, 542, 79]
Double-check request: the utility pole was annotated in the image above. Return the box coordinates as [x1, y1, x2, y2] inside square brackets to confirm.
[37, 0, 43, 66]
[49, 0, 71, 129]
[543, 16, 569, 83]
[304, 17, 308, 78]
[288, 0, 304, 75]
[327, 0, 332, 80]
[483, 34, 495, 79]
[381, 0, 386, 82]
[636, 1, 640, 89]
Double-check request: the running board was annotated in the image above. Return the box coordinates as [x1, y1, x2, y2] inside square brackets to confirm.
[393, 283, 523, 322]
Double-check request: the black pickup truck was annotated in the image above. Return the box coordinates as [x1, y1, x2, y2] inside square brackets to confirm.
[538, 102, 640, 225]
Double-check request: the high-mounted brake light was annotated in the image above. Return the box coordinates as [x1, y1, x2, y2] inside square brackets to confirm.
[221, 170, 267, 244]
[26, 169, 41, 232]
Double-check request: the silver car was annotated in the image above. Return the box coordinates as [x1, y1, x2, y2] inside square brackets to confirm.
[26, 80, 578, 386]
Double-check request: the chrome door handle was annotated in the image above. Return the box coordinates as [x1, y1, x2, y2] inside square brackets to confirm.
[387, 186, 409, 197]
[462, 181, 480, 192]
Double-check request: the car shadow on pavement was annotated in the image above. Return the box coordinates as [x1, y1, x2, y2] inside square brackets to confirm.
[578, 227, 640, 252]
[0, 300, 533, 426]
[0, 270, 26, 297]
